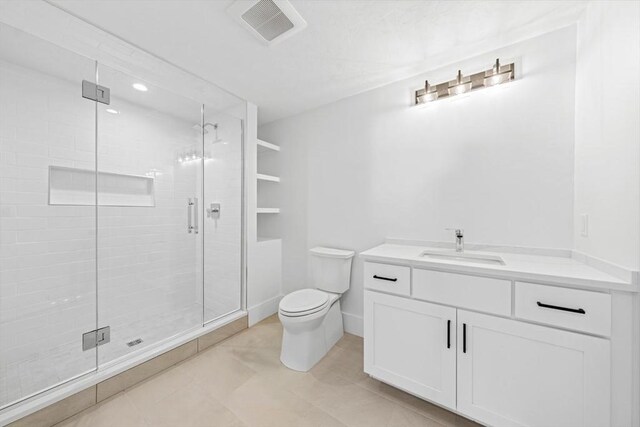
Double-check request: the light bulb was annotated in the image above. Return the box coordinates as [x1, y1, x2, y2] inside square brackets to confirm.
[448, 70, 471, 96]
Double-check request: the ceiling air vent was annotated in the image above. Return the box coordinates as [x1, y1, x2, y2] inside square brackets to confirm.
[227, 0, 307, 45]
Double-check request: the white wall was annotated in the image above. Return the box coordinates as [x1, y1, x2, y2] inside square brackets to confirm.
[574, 1, 640, 271]
[259, 27, 578, 333]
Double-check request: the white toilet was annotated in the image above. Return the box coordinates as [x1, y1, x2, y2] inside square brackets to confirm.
[278, 246, 355, 371]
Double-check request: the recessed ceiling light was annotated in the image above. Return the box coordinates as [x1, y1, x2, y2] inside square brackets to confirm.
[132, 83, 148, 92]
[105, 108, 119, 114]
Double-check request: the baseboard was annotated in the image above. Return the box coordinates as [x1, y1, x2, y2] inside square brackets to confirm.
[342, 312, 363, 337]
[248, 295, 282, 326]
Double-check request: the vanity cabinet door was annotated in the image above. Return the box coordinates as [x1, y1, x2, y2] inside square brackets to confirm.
[457, 310, 610, 427]
[364, 291, 457, 409]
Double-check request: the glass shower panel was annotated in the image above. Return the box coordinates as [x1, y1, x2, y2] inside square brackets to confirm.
[0, 23, 97, 408]
[95, 65, 204, 365]
[202, 109, 243, 322]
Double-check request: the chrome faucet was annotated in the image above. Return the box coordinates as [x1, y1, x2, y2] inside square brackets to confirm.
[446, 228, 464, 252]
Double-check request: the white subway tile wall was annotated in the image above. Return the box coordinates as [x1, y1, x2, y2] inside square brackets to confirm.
[0, 57, 98, 407]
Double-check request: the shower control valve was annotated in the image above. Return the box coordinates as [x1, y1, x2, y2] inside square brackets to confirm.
[207, 203, 221, 219]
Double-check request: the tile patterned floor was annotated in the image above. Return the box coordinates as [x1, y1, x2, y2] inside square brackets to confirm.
[54, 315, 481, 427]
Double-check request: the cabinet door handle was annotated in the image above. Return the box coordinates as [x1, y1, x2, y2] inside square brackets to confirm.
[447, 320, 451, 349]
[463, 323, 467, 353]
[373, 275, 397, 282]
[536, 301, 586, 314]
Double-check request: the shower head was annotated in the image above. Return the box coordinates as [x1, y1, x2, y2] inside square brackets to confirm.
[192, 122, 217, 134]
[192, 122, 227, 144]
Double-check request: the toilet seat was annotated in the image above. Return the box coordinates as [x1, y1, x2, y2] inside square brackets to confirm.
[279, 289, 330, 317]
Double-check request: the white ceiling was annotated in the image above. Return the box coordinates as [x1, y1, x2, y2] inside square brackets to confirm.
[50, 0, 586, 125]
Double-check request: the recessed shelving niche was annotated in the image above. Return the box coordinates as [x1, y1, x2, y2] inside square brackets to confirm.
[257, 208, 280, 214]
[257, 173, 280, 183]
[49, 166, 155, 207]
[256, 138, 280, 242]
[257, 139, 280, 153]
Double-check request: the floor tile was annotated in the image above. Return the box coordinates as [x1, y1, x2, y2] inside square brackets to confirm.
[48, 315, 481, 427]
[124, 364, 195, 414]
[179, 345, 258, 401]
[221, 375, 346, 427]
[140, 383, 244, 427]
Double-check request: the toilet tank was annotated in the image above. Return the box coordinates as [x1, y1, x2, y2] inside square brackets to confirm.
[310, 247, 355, 294]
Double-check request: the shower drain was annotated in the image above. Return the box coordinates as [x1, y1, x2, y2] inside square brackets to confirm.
[126, 338, 143, 347]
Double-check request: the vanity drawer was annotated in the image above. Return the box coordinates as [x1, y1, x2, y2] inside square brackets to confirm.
[515, 282, 611, 336]
[364, 262, 411, 296]
[413, 269, 511, 316]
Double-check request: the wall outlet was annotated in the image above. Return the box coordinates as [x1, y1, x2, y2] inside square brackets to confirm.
[580, 214, 589, 237]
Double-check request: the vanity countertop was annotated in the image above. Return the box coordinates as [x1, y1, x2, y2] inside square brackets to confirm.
[360, 243, 637, 292]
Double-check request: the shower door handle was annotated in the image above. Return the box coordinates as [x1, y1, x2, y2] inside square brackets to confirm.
[192, 198, 198, 234]
[188, 198, 199, 234]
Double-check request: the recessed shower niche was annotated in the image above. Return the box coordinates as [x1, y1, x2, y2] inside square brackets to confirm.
[48, 166, 155, 206]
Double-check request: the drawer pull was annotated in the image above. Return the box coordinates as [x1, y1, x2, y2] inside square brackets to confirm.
[373, 275, 398, 282]
[536, 301, 586, 315]
[447, 320, 451, 349]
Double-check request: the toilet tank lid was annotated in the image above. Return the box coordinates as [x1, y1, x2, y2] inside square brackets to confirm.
[310, 247, 355, 259]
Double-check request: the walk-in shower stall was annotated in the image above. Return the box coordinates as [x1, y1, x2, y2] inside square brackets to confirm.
[0, 22, 245, 410]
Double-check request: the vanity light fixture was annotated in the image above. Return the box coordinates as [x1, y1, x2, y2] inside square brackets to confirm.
[414, 58, 514, 105]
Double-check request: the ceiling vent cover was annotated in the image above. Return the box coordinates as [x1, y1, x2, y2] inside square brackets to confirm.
[228, 0, 307, 45]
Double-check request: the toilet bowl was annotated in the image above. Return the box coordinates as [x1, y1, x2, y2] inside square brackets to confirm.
[279, 247, 355, 372]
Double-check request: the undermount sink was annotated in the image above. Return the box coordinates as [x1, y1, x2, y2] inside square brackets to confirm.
[420, 250, 506, 265]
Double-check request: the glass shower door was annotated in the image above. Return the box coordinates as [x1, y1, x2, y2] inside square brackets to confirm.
[0, 23, 98, 408]
[202, 109, 243, 322]
[95, 65, 204, 365]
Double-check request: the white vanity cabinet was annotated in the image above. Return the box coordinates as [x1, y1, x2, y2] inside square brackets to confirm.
[457, 310, 610, 427]
[364, 291, 457, 408]
[363, 261, 615, 427]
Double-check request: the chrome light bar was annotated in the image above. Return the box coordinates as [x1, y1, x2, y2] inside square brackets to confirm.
[414, 58, 515, 105]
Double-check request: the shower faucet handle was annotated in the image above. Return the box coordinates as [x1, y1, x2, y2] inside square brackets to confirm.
[207, 203, 221, 219]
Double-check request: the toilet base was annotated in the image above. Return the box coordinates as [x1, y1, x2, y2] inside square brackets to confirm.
[280, 301, 344, 372]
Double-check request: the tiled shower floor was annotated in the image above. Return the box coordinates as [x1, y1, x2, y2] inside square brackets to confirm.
[1, 304, 222, 409]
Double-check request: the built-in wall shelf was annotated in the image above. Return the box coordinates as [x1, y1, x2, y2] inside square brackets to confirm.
[257, 139, 280, 153]
[257, 173, 280, 183]
[49, 166, 155, 207]
[257, 236, 282, 244]
[257, 208, 280, 214]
